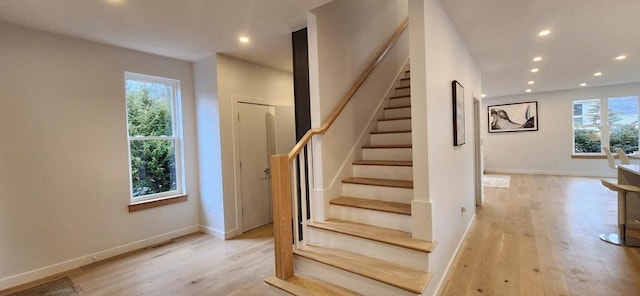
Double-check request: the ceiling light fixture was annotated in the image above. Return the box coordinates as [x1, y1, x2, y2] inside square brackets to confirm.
[593, 72, 602, 76]
[239, 36, 250, 43]
[533, 57, 542, 62]
[481, 94, 486, 98]
[580, 83, 587, 87]
[526, 89, 532, 93]
[615, 55, 627, 60]
[530, 68, 539, 73]
[538, 30, 551, 36]
[528, 81, 535, 85]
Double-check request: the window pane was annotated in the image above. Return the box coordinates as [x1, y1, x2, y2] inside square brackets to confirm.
[608, 96, 638, 125]
[573, 99, 600, 126]
[609, 96, 639, 153]
[574, 127, 601, 153]
[130, 139, 177, 197]
[126, 80, 173, 137]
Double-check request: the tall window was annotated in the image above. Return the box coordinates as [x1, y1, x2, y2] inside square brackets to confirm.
[573, 96, 639, 154]
[125, 72, 183, 201]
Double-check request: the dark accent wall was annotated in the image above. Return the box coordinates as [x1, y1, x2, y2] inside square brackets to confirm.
[292, 28, 311, 141]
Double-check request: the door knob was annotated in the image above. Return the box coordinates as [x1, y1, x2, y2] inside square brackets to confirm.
[264, 168, 271, 175]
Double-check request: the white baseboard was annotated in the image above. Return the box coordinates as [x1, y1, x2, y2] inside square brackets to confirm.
[433, 214, 476, 296]
[199, 224, 240, 240]
[484, 168, 615, 178]
[0, 225, 199, 291]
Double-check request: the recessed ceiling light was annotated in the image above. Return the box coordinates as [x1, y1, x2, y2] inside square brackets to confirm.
[526, 89, 532, 93]
[528, 81, 535, 85]
[239, 36, 250, 43]
[481, 94, 486, 98]
[593, 72, 602, 76]
[533, 56, 542, 62]
[531, 68, 539, 73]
[580, 83, 587, 87]
[615, 55, 627, 60]
[538, 30, 551, 36]
[106, 0, 125, 4]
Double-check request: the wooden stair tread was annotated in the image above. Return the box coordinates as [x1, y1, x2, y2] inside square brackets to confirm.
[294, 244, 432, 294]
[265, 275, 361, 296]
[342, 177, 413, 188]
[362, 144, 412, 149]
[352, 160, 412, 166]
[308, 219, 436, 253]
[384, 105, 411, 110]
[401, 77, 410, 81]
[396, 85, 410, 89]
[330, 196, 411, 215]
[370, 129, 411, 135]
[390, 94, 410, 99]
[378, 116, 411, 122]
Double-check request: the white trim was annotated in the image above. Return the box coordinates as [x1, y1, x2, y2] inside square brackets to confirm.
[434, 213, 476, 296]
[0, 225, 199, 291]
[484, 168, 615, 178]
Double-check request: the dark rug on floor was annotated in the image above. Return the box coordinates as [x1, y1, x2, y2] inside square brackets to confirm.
[9, 277, 79, 296]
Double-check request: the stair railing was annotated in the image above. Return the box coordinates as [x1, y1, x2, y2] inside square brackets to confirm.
[271, 18, 409, 280]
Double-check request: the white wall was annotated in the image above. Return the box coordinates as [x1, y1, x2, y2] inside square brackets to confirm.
[409, 1, 482, 295]
[0, 22, 200, 289]
[194, 54, 294, 238]
[483, 82, 640, 178]
[308, 0, 409, 212]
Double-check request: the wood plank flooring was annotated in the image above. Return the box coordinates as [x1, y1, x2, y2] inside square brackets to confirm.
[71, 225, 273, 296]
[4, 174, 640, 295]
[443, 174, 640, 296]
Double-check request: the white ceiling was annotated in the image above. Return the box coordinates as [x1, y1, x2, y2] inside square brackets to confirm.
[441, 0, 640, 98]
[0, 0, 332, 72]
[0, 0, 638, 98]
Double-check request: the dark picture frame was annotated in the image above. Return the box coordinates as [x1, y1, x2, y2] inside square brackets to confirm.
[488, 101, 538, 133]
[452, 80, 465, 146]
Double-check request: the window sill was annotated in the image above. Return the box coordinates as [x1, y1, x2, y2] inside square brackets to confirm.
[128, 194, 188, 212]
[571, 154, 606, 159]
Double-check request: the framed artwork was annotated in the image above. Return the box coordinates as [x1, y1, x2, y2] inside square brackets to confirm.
[488, 101, 538, 133]
[452, 80, 465, 146]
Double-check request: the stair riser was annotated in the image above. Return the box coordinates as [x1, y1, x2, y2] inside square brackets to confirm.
[399, 79, 410, 87]
[384, 107, 411, 118]
[294, 256, 417, 296]
[353, 165, 413, 181]
[378, 119, 411, 132]
[390, 96, 411, 107]
[342, 184, 413, 203]
[370, 132, 412, 145]
[330, 205, 411, 232]
[404, 71, 410, 79]
[394, 87, 410, 97]
[307, 228, 429, 272]
[267, 285, 295, 296]
[362, 148, 412, 161]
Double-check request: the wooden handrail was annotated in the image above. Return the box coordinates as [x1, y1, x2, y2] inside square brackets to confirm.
[287, 18, 409, 161]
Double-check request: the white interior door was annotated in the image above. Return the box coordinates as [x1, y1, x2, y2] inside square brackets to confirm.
[238, 102, 274, 232]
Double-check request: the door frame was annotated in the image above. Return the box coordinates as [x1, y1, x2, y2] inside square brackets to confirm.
[232, 100, 277, 233]
[473, 96, 484, 206]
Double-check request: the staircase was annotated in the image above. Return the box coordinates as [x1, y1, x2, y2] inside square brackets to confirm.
[267, 69, 438, 295]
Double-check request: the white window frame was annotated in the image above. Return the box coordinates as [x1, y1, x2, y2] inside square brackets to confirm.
[572, 95, 639, 155]
[124, 72, 184, 203]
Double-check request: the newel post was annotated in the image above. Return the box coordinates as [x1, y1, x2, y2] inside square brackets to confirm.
[271, 154, 294, 280]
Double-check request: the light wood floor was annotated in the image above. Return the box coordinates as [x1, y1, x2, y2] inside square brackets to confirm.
[4, 174, 640, 295]
[443, 174, 640, 296]
[19, 225, 275, 296]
